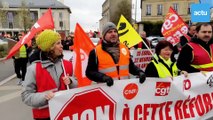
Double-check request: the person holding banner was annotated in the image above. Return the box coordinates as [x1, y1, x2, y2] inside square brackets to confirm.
[179, 24, 196, 47]
[21, 30, 75, 120]
[177, 22, 213, 73]
[86, 22, 146, 86]
[145, 40, 187, 78]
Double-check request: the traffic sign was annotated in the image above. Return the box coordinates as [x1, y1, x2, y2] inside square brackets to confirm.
[55, 88, 116, 120]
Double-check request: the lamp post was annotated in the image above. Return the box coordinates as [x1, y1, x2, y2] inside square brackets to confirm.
[95, 22, 99, 31]
[135, 0, 137, 24]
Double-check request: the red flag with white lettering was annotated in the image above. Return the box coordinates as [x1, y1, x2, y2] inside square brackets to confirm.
[73, 23, 95, 87]
[5, 8, 54, 60]
[161, 7, 188, 45]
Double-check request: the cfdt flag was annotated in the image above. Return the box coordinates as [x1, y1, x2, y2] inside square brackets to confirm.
[5, 8, 54, 60]
[117, 15, 142, 48]
[161, 7, 188, 45]
[73, 23, 95, 87]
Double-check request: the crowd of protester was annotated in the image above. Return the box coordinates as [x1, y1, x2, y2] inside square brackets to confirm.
[2, 21, 213, 119]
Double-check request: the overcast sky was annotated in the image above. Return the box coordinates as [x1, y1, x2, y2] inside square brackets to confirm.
[64, 0, 105, 32]
[63, 0, 141, 32]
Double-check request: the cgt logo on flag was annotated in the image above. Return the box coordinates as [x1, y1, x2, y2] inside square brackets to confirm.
[155, 82, 171, 96]
[191, 3, 210, 22]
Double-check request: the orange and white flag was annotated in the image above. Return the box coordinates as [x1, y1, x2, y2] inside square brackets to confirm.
[73, 23, 95, 87]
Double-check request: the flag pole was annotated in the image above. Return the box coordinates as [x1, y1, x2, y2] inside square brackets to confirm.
[61, 59, 69, 90]
[141, 39, 154, 56]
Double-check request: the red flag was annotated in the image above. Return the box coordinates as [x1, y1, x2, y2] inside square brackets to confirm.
[73, 23, 95, 87]
[5, 8, 54, 60]
[161, 7, 188, 45]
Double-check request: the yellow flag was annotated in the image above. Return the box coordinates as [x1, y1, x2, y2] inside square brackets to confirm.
[117, 15, 143, 48]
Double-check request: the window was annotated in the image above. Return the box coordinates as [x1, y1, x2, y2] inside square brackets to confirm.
[7, 12, 13, 22]
[30, 11, 38, 23]
[30, 12, 35, 20]
[59, 21, 63, 28]
[7, 12, 13, 28]
[188, 2, 194, 14]
[59, 12, 63, 20]
[157, 4, 163, 15]
[9, 22, 13, 28]
[146, 4, 151, 15]
[173, 3, 178, 12]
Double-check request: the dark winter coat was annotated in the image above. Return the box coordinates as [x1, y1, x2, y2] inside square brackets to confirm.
[177, 37, 213, 73]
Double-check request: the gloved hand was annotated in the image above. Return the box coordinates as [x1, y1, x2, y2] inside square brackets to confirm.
[103, 75, 114, 86]
[139, 72, 146, 84]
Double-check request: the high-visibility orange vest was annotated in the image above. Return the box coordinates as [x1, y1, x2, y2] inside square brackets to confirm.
[188, 42, 213, 71]
[32, 60, 72, 119]
[96, 43, 130, 80]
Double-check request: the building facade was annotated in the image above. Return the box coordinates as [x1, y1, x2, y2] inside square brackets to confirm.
[135, 0, 199, 34]
[141, 0, 199, 22]
[0, 0, 71, 39]
[100, 0, 132, 34]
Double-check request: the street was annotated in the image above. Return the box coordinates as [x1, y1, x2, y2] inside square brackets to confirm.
[0, 78, 32, 120]
[0, 58, 32, 119]
[0, 51, 73, 120]
[0, 59, 15, 82]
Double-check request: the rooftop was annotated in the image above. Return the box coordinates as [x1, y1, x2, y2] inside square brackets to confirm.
[0, 0, 71, 13]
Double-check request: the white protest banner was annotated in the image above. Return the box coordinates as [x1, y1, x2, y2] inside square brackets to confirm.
[130, 49, 155, 71]
[49, 72, 213, 120]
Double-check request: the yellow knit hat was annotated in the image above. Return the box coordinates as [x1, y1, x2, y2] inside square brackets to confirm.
[36, 30, 61, 52]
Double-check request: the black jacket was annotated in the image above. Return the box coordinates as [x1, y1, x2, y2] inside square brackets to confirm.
[86, 42, 144, 83]
[177, 37, 213, 73]
[145, 55, 177, 77]
[62, 40, 73, 50]
[28, 48, 40, 63]
[28, 48, 63, 63]
[180, 32, 193, 47]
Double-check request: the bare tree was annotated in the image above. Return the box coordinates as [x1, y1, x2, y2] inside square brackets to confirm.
[111, 0, 132, 25]
[0, 0, 32, 33]
[17, 0, 33, 33]
[0, 1, 8, 29]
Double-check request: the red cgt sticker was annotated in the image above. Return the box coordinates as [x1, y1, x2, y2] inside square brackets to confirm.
[155, 82, 171, 96]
